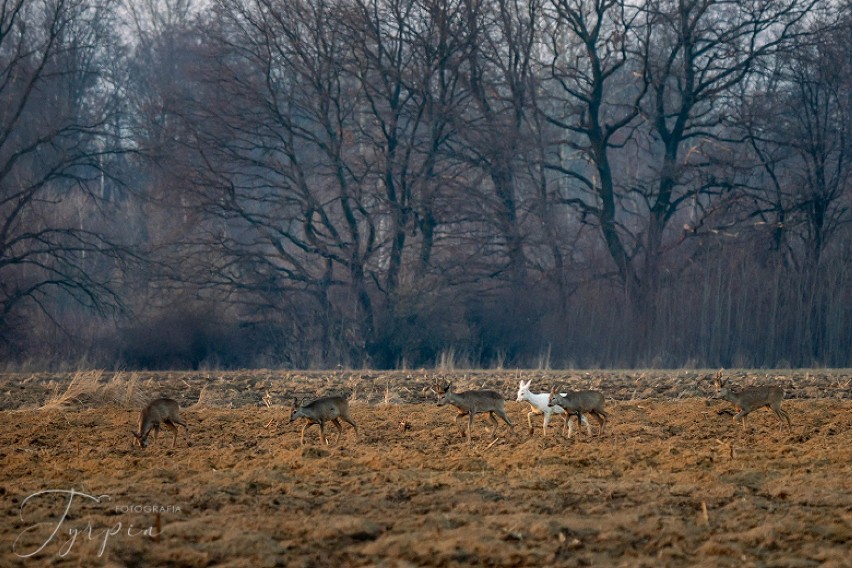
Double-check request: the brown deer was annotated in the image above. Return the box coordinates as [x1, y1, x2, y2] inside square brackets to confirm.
[547, 387, 608, 437]
[133, 398, 190, 448]
[289, 396, 358, 446]
[713, 370, 791, 433]
[436, 380, 513, 443]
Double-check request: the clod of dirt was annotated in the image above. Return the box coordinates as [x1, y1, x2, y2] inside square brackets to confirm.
[300, 446, 329, 458]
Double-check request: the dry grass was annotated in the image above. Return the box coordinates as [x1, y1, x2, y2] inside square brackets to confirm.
[194, 381, 213, 408]
[39, 370, 104, 409]
[10, 368, 848, 416]
[100, 372, 148, 408]
[40, 370, 151, 411]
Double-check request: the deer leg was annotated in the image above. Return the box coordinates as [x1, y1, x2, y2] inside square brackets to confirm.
[565, 414, 576, 438]
[527, 411, 536, 435]
[454, 412, 467, 437]
[493, 410, 513, 434]
[593, 410, 608, 436]
[172, 418, 190, 447]
[583, 412, 597, 436]
[340, 414, 358, 440]
[331, 418, 344, 444]
[164, 422, 178, 448]
[584, 412, 596, 436]
[733, 411, 748, 431]
[487, 412, 500, 437]
[319, 420, 329, 445]
[496, 409, 513, 429]
[467, 412, 474, 443]
[152, 425, 160, 447]
[561, 411, 571, 437]
[772, 405, 792, 432]
[582, 414, 593, 436]
[575, 412, 586, 438]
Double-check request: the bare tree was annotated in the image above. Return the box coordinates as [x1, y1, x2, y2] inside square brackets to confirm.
[538, 0, 818, 361]
[540, 0, 645, 298]
[635, 0, 817, 296]
[345, 0, 484, 365]
[744, 15, 850, 269]
[451, 0, 542, 289]
[733, 10, 851, 363]
[150, 0, 381, 365]
[0, 0, 128, 353]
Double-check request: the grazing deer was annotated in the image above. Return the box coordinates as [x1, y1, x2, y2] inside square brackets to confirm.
[516, 379, 591, 437]
[436, 380, 514, 443]
[713, 370, 791, 433]
[133, 398, 190, 448]
[289, 396, 358, 446]
[547, 387, 608, 437]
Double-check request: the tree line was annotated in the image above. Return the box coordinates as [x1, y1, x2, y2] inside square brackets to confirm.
[1, 0, 850, 370]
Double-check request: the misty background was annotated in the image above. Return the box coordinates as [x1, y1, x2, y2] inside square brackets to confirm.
[1, 0, 850, 370]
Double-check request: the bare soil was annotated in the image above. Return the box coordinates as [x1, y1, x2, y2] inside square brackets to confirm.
[1, 370, 850, 567]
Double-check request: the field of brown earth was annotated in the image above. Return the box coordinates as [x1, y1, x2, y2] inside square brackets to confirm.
[1, 370, 850, 567]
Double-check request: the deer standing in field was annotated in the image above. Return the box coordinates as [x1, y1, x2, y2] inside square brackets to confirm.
[713, 370, 791, 433]
[289, 395, 358, 446]
[133, 398, 190, 448]
[547, 387, 608, 437]
[516, 379, 591, 437]
[436, 380, 514, 444]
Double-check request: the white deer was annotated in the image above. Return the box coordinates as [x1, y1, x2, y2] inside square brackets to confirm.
[516, 379, 590, 437]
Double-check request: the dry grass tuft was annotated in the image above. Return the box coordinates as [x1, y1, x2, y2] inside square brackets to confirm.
[194, 382, 212, 408]
[193, 379, 236, 408]
[100, 372, 149, 408]
[40, 371, 104, 409]
[40, 371, 149, 410]
[382, 378, 403, 405]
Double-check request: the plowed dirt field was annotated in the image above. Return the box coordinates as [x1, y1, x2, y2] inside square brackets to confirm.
[1, 370, 850, 567]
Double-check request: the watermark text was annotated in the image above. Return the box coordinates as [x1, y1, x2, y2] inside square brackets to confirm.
[13, 488, 179, 558]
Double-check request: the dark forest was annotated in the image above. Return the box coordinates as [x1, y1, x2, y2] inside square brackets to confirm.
[1, 0, 849, 369]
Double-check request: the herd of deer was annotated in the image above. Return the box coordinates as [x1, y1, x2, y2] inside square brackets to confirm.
[131, 371, 792, 448]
